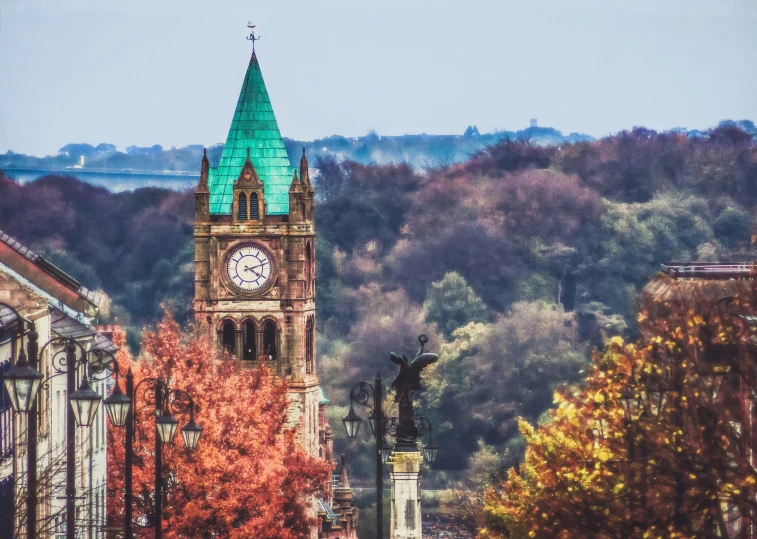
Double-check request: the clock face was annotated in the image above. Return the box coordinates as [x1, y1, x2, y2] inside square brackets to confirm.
[226, 245, 272, 292]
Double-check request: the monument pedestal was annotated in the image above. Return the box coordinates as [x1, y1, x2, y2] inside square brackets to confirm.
[389, 451, 423, 539]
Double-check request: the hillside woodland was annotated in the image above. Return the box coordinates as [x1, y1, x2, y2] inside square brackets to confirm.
[1, 125, 756, 481]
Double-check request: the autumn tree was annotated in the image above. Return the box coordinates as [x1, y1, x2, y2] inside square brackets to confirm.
[481, 276, 757, 538]
[107, 314, 330, 539]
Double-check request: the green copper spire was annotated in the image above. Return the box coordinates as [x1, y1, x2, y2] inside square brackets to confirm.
[208, 52, 295, 215]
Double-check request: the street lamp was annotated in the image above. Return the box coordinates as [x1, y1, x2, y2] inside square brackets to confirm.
[181, 407, 203, 450]
[643, 378, 669, 418]
[105, 366, 201, 539]
[423, 439, 439, 464]
[69, 375, 103, 427]
[103, 381, 131, 427]
[2, 347, 42, 413]
[156, 409, 179, 444]
[620, 385, 641, 420]
[343, 405, 362, 439]
[410, 416, 438, 464]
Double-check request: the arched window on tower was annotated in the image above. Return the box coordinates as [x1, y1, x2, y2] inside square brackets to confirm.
[305, 315, 314, 375]
[306, 242, 313, 296]
[262, 320, 277, 360]
[250, 192, 260, 220]
[238, 193, 248, 221]
[221, 321, 236, 355]
[242, 320, 256, 360]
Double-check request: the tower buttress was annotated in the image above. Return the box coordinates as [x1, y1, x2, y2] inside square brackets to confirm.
[194, 148, 211, 304]
[196, 148, 210, 219]
[289, 171, 305, 223]
[299, 148, 315, 222]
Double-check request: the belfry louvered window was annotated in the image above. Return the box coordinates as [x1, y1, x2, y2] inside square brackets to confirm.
[250, 192, 260, 220]
[238, 193, 248, 221]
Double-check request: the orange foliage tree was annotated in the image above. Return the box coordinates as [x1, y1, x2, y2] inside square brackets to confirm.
[481, 277, 757, 539]
[107, 314, 330, 539]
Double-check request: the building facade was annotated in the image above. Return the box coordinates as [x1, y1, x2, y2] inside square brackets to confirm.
[0, 229, 115, 539]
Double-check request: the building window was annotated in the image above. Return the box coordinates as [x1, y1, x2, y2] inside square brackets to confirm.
[305, 315, 314, 375]
[238, 193, 248, 221]
[250, 192, 260, 220]
[306, 242, 313, 296]
[222, 321, 236, 355]
[243, 321, 256, 360]
[262, 320, 277, 360]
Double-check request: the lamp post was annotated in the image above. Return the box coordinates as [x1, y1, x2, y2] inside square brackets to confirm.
[342, 378, 439, 539]
[343, 373, 385, 539]
[342, 336, 439, 539]
[103, 366, 202, 539]
[1, 302, 107, 539]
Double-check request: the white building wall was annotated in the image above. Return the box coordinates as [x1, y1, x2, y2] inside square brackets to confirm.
[1, 308, 109, 539]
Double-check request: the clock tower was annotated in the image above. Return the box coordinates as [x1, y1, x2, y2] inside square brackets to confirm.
[193, 44, 320, 455]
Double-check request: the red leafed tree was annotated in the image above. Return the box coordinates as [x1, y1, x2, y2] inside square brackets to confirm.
[107, 314, 331, 539]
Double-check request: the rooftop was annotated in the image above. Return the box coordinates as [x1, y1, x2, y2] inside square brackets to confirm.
[660, 262, 757, 280]
[208, 52, 295, 215]
[0, 229, 100, 307]
[51, 308, 117, 354]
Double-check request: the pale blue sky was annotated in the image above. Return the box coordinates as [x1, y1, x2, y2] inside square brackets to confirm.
[1, 0, 756, 156]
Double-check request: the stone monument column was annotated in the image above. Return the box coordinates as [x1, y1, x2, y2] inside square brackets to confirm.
[389, 451, 423, 539]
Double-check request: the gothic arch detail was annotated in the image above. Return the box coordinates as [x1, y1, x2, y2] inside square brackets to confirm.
[305, 315, 315, 375]
[305, 241, 313, 296]
[242, 319, 257, 360]
[261, 318, 279, 361]
[221, 319, 236, 355]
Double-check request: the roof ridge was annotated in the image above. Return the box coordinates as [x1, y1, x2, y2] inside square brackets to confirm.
[0, 228, 101, 307]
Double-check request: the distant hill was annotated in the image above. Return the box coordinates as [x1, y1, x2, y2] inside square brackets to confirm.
[2, 120, 753, 175]
[283, 124, 595, 171]
[0, 123, 594, 175]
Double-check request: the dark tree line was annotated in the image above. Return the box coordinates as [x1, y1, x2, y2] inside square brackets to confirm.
[1, 124, 755, 476]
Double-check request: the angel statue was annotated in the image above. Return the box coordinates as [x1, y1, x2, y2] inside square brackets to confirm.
[390, 335, 438, 445]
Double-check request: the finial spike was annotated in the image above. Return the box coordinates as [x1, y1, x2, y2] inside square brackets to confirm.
[302, 147, 306, 157]
[203, 147, 207, 158]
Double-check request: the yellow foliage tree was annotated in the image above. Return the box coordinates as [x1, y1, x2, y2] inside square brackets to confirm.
[481, 277, 757, 538]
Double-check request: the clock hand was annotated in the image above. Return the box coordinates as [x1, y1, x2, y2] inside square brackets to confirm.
[244, 266, 262, 278]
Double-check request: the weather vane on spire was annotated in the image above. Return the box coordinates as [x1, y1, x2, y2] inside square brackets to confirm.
[247, 23, 260, 54]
